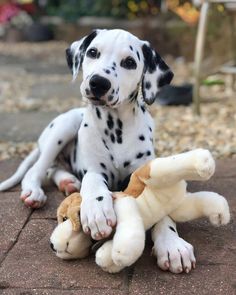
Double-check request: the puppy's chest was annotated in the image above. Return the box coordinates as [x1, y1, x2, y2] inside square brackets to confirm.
[73, 106, 155, 186]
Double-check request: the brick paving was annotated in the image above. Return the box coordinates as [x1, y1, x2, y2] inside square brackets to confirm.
[0, 159, 235, 295]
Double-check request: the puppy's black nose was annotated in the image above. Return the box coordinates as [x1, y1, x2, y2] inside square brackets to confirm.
[50, 242, 56, 252]
[89, 75, 111, 97]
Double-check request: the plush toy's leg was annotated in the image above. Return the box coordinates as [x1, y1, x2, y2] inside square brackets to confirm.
[170, 191, 230, 226]
[149, 149, 215, 188]
[96, 197, 145, 273]
[50, 168, 81, 195]
[152, 216, 196, 274]
[95, 240, 125, 273]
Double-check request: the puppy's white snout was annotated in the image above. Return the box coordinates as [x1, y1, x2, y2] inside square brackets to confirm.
[89, 74, 111, 97]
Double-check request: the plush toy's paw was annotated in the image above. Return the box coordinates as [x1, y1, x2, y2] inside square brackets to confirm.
[194, 149, 215, 180]
[96, 240, 124, 273]
[208, 194, 230, 226]
[59, 178, 80, 196]
[153, 234, 196, 274]
[20, 187, 47, 208]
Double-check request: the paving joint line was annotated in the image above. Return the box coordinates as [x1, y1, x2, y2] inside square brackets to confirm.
[0, 209, 34, 266]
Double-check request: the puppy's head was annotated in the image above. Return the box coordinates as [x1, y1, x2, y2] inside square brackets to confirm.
[50, 193, 92, 260]
[66, 29, 173, 107]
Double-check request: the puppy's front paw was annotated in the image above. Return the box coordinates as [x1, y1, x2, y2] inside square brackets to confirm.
[153, 229, 196, 274]
[195, 149, 215, 180]
[81, 192, 116, 240]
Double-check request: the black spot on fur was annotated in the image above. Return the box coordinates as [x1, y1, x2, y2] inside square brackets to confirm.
[85, 88, 90, 95]
[83, 169, 87, 175]
[117, 119, 123, 130]
[141, 105, 146, 113]
[49, 123, 54, 128]
[139, 135, 145, 141]
[112, 66, 115, 71]
[96, 196, 104, 201]
[142, 44, 156, 74]
[169, 226, 176, 232]
[136, 51, 140, 61]
[115, 129, 122, 137]
[117, 137, 122, 144]
[108, 95, 113, 101]
[158, 71, 174, 88]
[112, 89, 115, 94]
[110, 171, 115, 180]
[96, 107, 101, 119]
[145, 81, 151, 89]
[129, 45, 133, 51]
[149, 126, 152, 132]
[58, 140, 63, 145]
[102, 139, 109, 150]
[84, 123, 88, 127]
[104, 129, 109, 136]
[110, 133, 115, 143]
[104, 69, 110, 74]
[113, 62, 116, 67]
[123, 161, 130, 168]
[146, 150, 151, 156]
[107, 114, 114, 130]
[110, 154, 114, 161]
[136, 152, 144, 159]
[102, 173, 108, 182]
[100, 163, 107, 169]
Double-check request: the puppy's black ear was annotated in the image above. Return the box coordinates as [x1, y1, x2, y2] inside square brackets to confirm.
[141, 43, 174, 105]
[66, 30, 99, 80]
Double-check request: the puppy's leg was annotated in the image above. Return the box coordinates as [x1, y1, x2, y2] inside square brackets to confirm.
[50, 168, 80, 196]
[148, 149, 215, 188]
[21, 109, 84, 208]
[152, 216, 196, 274]
[170, 191, 230, 226]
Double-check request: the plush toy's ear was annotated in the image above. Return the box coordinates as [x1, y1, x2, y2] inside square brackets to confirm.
[66, 30, 100, 80]
[141, 42, 174, 105]
[57, 193, 82, 231]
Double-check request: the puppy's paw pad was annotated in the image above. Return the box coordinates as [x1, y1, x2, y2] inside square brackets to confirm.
[21, 188, 47, 208]
[59, 178, 80, 195]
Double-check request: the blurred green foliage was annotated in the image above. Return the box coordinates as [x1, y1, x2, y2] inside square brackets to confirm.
[44, 0, 164, 21]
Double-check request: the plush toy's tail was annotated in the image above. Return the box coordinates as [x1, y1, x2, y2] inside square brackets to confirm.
[0, 148, 39, 191]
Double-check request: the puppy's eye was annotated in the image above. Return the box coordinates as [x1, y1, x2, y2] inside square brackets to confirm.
[87, 47, 98, 59]
[62, 216, 68, 222]
[120, 56, 137, 70]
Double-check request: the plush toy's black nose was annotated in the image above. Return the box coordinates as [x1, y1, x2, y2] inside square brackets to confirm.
[89, 75, 111, 97]
[50, 242, 56, 252]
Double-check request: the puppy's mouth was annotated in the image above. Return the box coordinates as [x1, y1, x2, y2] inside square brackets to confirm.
[88, 97, 107, 106]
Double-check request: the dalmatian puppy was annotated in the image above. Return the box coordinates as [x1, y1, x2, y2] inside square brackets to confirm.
[0, 29, 195, 273]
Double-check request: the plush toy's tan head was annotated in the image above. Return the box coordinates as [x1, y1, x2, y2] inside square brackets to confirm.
[50, 193, 92, 260]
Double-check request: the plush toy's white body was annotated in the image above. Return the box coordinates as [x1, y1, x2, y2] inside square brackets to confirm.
[50, 149, 230, 273]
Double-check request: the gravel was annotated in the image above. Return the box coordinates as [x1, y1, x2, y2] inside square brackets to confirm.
[0, 41, 235, 160]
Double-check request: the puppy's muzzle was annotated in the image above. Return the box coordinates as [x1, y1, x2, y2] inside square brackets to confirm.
[89, 75, 111, 98]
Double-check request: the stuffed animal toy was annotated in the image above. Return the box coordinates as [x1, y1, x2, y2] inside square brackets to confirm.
[50, 149, 230, 273]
